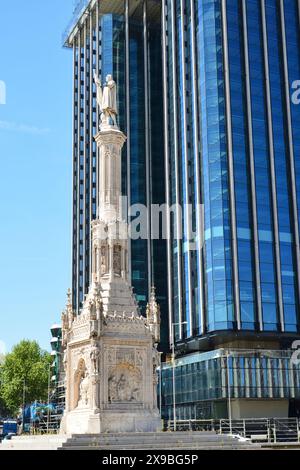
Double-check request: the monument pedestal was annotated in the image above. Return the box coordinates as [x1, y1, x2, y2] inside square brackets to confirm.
[61, 408, 102, 435]
[60, 300, 161, 434]
[62, 411, 160, 435]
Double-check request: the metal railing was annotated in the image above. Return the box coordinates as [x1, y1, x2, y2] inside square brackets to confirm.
[163, 419, 217, 432]
[272, 418, 299, 443]
[219, 418, 271, 442]
[163, 418, 300, 444]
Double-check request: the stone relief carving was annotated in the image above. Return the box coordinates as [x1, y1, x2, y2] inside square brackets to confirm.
[73, 313, 89, 326]
[105, 348, 145, 367]
[116, 348, 135, 366]
[106, 349, 115, 365]
[108, 364, 142, 404]
[113, 245, 122, 276]
[104, 313, 148, 335]
[70, 324, 90, 341]
[101, 246, 107, 275]
[136, 350, 144, 366]
[108, 375, 118, 403]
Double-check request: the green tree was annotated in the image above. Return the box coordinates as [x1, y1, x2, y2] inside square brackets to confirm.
[0, 355, 9, 417]
[0, 340, 51, 415]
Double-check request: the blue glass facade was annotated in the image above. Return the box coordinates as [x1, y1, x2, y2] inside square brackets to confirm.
[163, 0, 300, 343]
[197, 0, 234, 333]
[226, 0, 256, 330]
[283, 0, 300, 331]
[129, 11, 148, 311]
[247, 0, 279, 331]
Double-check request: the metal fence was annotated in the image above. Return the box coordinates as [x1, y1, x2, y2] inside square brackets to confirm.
[163, 418, 300, 443]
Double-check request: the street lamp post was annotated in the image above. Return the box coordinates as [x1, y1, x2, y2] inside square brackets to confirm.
[171, 321, 187, 432]
[226, 352, 232, 435]
[158, 352, 163, 417]
[22, 378, 26, 434]
[47, 365, 51, 434]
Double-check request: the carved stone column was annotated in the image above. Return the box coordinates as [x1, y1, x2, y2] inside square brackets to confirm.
[91, 375, 100, 411]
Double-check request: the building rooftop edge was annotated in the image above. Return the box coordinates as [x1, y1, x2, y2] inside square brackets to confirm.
[161, 348, 295, 369]
[63, 0, 94, 48]
[63, 0, 161, 48]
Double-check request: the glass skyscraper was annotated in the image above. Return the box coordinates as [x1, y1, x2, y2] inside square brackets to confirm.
[163, 0, 300, 341]
[64, 0, 168, 349]
[161, 0, 300, 419]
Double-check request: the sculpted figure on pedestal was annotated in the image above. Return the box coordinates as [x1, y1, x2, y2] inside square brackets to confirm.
[90, 339, 100, 375]
[94, 73, 118, 127]
[146, 287, 161, 344]
[61, 289, 74, 347]
[88, 298, 97, 321]
[63, 349, 68, 375]
[78, 369, 90, 408]
[101, 246, 107, 275]
[61, 312, 68, 348]
[152, 349, 160, 388]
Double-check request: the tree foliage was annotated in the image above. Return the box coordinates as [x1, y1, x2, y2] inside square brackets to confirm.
[0, 340, 51, 415]
[0, 354, 8, 416]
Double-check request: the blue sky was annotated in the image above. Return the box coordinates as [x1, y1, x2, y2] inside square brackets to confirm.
[0, 0, 74, 353]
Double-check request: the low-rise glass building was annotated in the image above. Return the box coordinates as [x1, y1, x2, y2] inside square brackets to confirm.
[161, 349, 300, 420]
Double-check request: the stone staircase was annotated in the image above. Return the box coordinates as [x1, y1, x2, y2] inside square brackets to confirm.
[0, 435, 69, 451]
[0, 431, 262, 450]
[59, 432, 260, 450]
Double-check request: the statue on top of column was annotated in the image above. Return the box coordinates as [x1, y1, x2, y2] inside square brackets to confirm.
[94, 72, 118, 128]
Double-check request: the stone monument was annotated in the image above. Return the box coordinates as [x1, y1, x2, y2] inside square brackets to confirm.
[60, 75, 161, 434]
